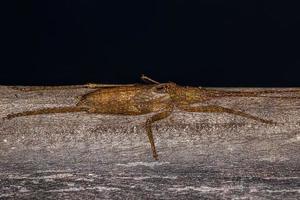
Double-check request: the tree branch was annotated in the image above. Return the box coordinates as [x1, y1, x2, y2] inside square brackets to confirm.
[0, 86, 299, 199]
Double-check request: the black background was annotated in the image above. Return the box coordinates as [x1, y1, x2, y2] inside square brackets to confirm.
[2, 1, 300, 86]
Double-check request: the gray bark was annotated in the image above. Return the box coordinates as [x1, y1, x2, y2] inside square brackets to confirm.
[0, 86, 299, 199]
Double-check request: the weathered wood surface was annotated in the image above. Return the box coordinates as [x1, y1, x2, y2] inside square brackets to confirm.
[0, 86, 299, 199]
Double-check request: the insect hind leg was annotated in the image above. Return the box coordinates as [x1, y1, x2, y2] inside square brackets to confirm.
[4, 106, 88, 120]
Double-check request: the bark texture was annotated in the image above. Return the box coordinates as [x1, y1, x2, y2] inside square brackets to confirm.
[0, 86, 299, 199]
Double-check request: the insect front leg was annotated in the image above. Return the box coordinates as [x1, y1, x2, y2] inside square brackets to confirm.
[145, 108, 173, 160]
[179, 105, 275, 124]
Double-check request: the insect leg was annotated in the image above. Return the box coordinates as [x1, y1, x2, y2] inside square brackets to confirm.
[84, 83, 137, 88]
[3, 106, 88, 120]
[180, 105, 275, 124]
[9, 84, 137, 92]
[145, 109, 173, 160]
[140, 74, 160, 84]
[9, 85, 86, 92]
[204, 88, 300, 99]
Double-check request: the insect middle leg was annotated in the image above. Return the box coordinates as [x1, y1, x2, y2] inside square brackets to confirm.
[140, 74, 160, 84]
[145, 109, 173, 160]
[179, 105, 275, 124]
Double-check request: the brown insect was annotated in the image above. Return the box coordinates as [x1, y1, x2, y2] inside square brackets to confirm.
[4, 75, 296, 160]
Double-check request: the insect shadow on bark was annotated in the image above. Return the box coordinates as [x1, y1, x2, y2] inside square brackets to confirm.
[3, 75, 300, 160]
